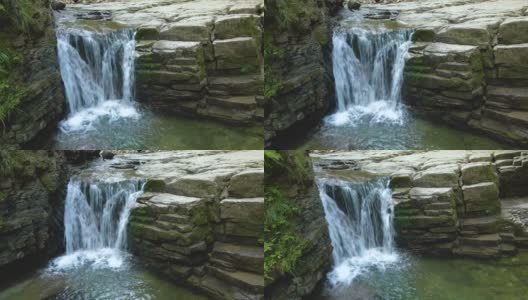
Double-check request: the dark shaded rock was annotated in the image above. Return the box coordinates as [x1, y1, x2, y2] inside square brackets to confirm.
[51, 1, 66, 11]
[100, 150, 115, 160]
[347, 1, 361, 10]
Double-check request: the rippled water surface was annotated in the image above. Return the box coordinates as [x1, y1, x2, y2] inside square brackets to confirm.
[288, 110, 512, 150]
[0, 255, 206, 300]
[36, 104, 263, 150]
[312, 253, 528, 300]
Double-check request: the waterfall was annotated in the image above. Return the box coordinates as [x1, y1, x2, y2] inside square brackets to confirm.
[56, 27, 140, 133]
[328, 27, 413, 126]
[317, 177, 399, 286]
[49, 178, 145, 271]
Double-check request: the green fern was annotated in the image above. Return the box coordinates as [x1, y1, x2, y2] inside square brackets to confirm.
[0, 0, 36, 33]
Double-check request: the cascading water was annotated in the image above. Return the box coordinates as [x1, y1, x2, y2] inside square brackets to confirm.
[317, 177, 399, 286]
[328, 26, 413, 126]
[49, 178, 145, 271]
[56, 27, 139, 133]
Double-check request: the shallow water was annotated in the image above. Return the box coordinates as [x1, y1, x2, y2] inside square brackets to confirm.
[288, 109, 512, 150]
[0, 253, 206, 300]
[40, 104, 262, 150]
[313, 252, 528, 300]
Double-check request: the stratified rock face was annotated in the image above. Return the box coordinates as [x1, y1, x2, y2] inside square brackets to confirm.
[265, 152, 333, 300]
[315, 150, 528, 259]
[125, 151, 264, 300]
[0, 151, 68, 272]
[69, 0, 264, 124]
[374, 0, 528, 145]
[0, 0, 65, 149]
[264, 0, 342, 146]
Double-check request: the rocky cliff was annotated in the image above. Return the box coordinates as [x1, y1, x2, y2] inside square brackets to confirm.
[121, 151, 264, 300]
[0, 0, 65, 149]
[0, 151, 68, 277]
[315, 150, 528, 259]
[264, 151, 332, 300]
[66, 0, 264, 125]
[264, 0, 342, 147]
[364, 0, 528, 145]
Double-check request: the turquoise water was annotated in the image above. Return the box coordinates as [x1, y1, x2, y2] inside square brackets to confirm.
[0, 255, 207, 300]
[285, 110, 513, 150]
[33, 105, 263, 150]
[313, 252, 528, 300]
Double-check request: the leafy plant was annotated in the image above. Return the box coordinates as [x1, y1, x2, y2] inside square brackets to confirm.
[0, 0, 36, 33]
[265, 150, 311, 185]
[264, 186, 307, 280]
[0, 49, 25, 126]
[0, 150, 22, 176]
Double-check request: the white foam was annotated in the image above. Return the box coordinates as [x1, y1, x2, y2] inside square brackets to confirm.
[59, 100, 140, 133]
[328, 248, 400, 286]
[325, 101, 404, 127]
[47, 248, 127, 273]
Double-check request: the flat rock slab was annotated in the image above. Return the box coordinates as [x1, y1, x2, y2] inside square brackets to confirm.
[413, 164, 460, 188]
[228, 169, 264, 198]
[409, 187, 454, 203]
[498, 16, 528, 44]
[460, 162, 497, 186]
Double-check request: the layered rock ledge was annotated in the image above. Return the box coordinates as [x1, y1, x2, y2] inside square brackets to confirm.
[93, 151, 265, 300]
[314, 150, 528, 259]
[363, 0, 528, 145]
[63, 0, 264, 124]
[0, 1, 65, 149]
[264, 0, 343, 146]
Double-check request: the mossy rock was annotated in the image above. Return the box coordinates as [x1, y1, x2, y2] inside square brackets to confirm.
[312, 24, 329, 46]
[389, 174, 412, 189]
[143, 179, 166, 193]
[136, 26, 160, 41]
[395, 208, 420, 217]
[413, 29, 435, 42]
[192, 207, 209, 226]
[131, 204, 154, 217]
[129, 222, 147, 237]
[130, 214, 155, 224]
[39, 174, 57, 192]
[395, 215, 455, 229]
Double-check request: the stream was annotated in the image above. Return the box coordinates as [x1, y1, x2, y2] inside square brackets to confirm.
[314, 174, 528, 300]
[42, 12, 262, 150]
[0, 177, 206, 300]
[284, 13, 515, 150]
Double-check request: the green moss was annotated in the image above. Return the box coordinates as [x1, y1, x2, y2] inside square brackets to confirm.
[413, 29, 435, 42]
[129, 222, 147, 237]
[389, 176, 412, 189]
[192, 207, 209, 226]
[131, 205, 153, 217]
[240, 63, 258, 74]
[130, 215, 155, 224]
[263, 32, 285, 99]
[265, 150, 311, 184]
[264, 186, 307, 280]
[0, 48, 26, 124]
[0, 191, 6, 203]
[271, 0, 320, 31]
[1, 0, 36, 33]
[0, 150, 24, 176]
[395, 208, 420, 217]
[39, 174, 57, 192]
[470, 52, 484, 88]
[143, 179, 166, 192]
[312, 24, 328, 45]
